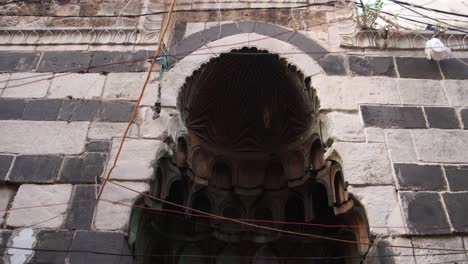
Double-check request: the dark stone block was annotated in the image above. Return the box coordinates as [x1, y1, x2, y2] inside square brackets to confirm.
[0, 52, 42, 72]
[393, 163, 445, 190]
[399, 192, 450, 234]
[65, 185, 97, 230]
[202, 23, 242, 42]
[60, 153, 106, 183]
[58, 100, 100, 122]
[317, 55, 346, 75]
[0, 99, 25, 120]
[89, 51, 149, 73]
[98, 101, 135, 122]
[31, 230, 73, 264]
[22, 99, 62, 121]
[444, 166, 468, 191]
[86, 141, 110, 152]
[360, 105, 427, 129]
[69, 231, 132, 264]
[396, 57, 442, 79]
[461, 108, 468, 130]
[37, 51, 93, 73]
[424, 107, 460, 129]
[439, 58, 468, 80]
[171, 22, 187, 46]
[0, 230, 12, 259]
[170, 32, 208, 59]
[254, 21, 294, 42]
[443, 192, 468, 232]
[349, 56, 396, 77]
[9, 155, 62, 183]
[287, 32, 328, 60]
[0, 155, 14, 181]
[238, 21, 255, 33]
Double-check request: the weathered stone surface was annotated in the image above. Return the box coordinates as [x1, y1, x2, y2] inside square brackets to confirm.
[202, 22, 242, 42]
[48, 73, 105, 99]
[6, 184, 72, 228]
[0, 230, 12, 259]
[60, 153, 106, 183]
[2, 73, 52, 98]
[9, 155, 62, 183]
[385, 130, 418, 162]
[317, 55, 346, 75]
[0, 98, 25, 120]
[398, 79, 447, 106]
[444, 166, 468, 191]
[0, 186, 15, 225]
[439, 58, 468, 80]
[396, 57, 442, 79]
[0, 52, 41, 72]
[412, 236, 467, 263]
[361, 105, 426, 129]
[443, 192, 468, 232]
[443, 80, 468, 107]
[85, 140, 110, 152]
[138, 107, 171, 139]
[98, 101, 135, 122]
[312, 76, 400, 110]
[287, 31, 328, 60]
[0, 155, 14, 181]
[89, 51, 150, 73]
[65, 185, 97, 230]
[365, 127, 385, 143]
[329, 142, 393, 184]
[393, 163, 445, 190]
[7, 228, 35, 264]
[411, 130, 468, 163]
[94, 182, 149, 231]
[0, 121, 88, 154]
[69, 230, 132, 264]
[349, 56, 396, 77]
[399, 192, 450, 234]
[321, 112, 365, 143]
[22, 99, 62, 121]
[102, 73, 150, 100]
[31, 230, 73, 264]
[365, 237, 415, 264]
[87, 122, 138, 140]
[37, 51, 92, 72]
[461, 108, 468, 130]
[58, 99, 100, 122]
[424, 107, 460, 129]
[347, 186, 404, 235]
[106, 138, 169, 181]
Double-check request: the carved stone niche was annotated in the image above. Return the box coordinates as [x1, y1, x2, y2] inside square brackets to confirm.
[129, 48, 370, 264]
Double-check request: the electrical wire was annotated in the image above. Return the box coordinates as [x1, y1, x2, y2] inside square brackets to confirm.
[388, 0, 468, 19]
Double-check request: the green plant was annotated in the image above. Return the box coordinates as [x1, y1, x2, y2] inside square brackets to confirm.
[359, 0, 385, 29]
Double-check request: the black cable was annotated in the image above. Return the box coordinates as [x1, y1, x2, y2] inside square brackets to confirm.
[388, 0, 468, 19]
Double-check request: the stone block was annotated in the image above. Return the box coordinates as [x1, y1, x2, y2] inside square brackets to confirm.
[461, 108, 468, 129]
[365, 237, 415, 264]
[317, 55, 346, 75]
[89, 51, 150, 73]
[399, 192, 450, 234]
[398, 79, 447, 106]
[94, 182, 149, 231]
[48, 73, 105, 99]
[138, 107, 171, 139]
[37, 51, 92, 72]
[98, 101, 135, 122]
[0, 230, 12, 259]
[87, 122, 138, 140]
[349, 56, 396, 77]
[347, 186, 404, 235]
[385, 130, 418, 162]
[31, 230, 73, 264]
[443, 192, 468, 232]
[424, 107, 460, 129]
[69, 230, 132, 264]
[0, 121, 88, 155]
[412, 236, 466, 263]
[7, 228, 35, 264]
[0, 155, 14, 181]
[443, 80, 468, 107]
[0, 186, 15, 225]
[0, 99, 25, 120]
[253, 21, 294, 42]
[439, 58, 468, 80]
[9, 155, 62, 183]
[0, 52, 42, 72]
[102, 72, 153, 100]
[411, 130, 468, 163]
[287, 31, 328, 60]
[312, 76, 400, 110]
[22, 99, 62, 121]
[65, 185, 97, 230]
[444, 166, 468, 191]
[393, 163, 445, 191]
[58, 99, 100, 122]
[202, 22, 242, 42]
[321, 111, 365, 143]
[6, 184, 72, 228]
[59, 153, 106, 183]
[85, 141, 110, 152]
[2, 73, 52, 98]
[365, 127, 385, 143]
[169, 31, 207, 60]
[329, 142, 393, 185]
[106, 138, 169, 181]
[395, 57, 442, 79]
[361, 105, 427, 129]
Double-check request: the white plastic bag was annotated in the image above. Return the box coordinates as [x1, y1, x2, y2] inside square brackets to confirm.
[425, 38, 452, 61]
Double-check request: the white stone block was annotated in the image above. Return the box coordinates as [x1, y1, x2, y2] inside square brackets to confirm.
[385, 130, 418, 163]
[94, 182, 149, 231]
[0, 74, 10, 93]
[8, 228, 36, 264]
[138, 107, 170, 139]
[0, 121, 89, 155]
[6, 184, 72, 228]
[2, 73, 52, 98]
[329, 142, 394, 185]
[443, 80, 468, 107]
[87, 122, 138, 140]
[103, 73, 157, 100]
[412, 236, 466, 264]
[184, 22, 206, 38]
[321, 111, 365, 143]
[48, 73, 105, 99]
[105, 138, 170, 181]
[312, 76, 400, 110]
[411, 130, 468, 163]
[0, 185, 15, 226]
[365, 127, 385, 143]
[398, 79, 447, 106]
